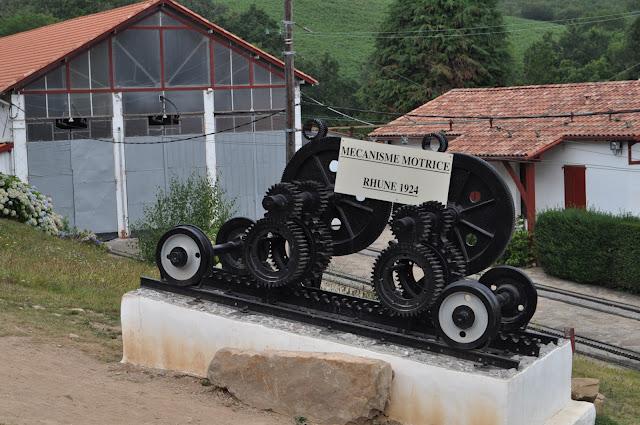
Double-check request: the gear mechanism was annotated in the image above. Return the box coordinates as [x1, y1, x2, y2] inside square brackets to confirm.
[371, 242, 446, 317]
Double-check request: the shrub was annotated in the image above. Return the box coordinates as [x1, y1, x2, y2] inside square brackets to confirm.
[131, 173, 234, 263]
[520, 3, 555, 21]
[535, 209, 640, 293]
[497, 217, 534, 267]
[0, 172, 63, 235]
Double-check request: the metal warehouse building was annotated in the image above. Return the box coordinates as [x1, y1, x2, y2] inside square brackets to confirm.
[0, 0, 316, 236]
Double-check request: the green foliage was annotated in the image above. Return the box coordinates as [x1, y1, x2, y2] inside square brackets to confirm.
[219, 4, 281, 56]
[0, 173, 63, 235]
[298, 53, 361, 122]
[131, 173, 234, 263]
[361, 0, 512, 113]
[535, 209, 640, 293]
[596, 416, 622, 425]
[0, 12, 57, 36]
[498, 217, 533, 267]
[522, 23, 628, 84]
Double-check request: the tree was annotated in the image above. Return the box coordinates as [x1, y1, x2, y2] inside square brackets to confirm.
[220, 4, 282, 56]
[361, 0, 512, 113]
[298, 53, 361, 122]
[0, 12, 58, 36]
[523, 25, 619, 84]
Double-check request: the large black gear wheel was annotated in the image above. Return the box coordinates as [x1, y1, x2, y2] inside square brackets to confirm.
[262, 182, 303, 219]
[243, 218, 310, 287]
[420, 241, 468, 284]
[270, 217, 333, 288]
[391, 204, 432, 243]
[371, 242, 445, 317]
[281, 137, 392, 256]
[419, 201, 446, 244]
[294, 180, 331, 218]
[446, 153, 515, 275]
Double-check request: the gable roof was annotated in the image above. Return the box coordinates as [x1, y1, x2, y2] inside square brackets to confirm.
[370, 80, 640, 160]
[0, 0, 317, 94]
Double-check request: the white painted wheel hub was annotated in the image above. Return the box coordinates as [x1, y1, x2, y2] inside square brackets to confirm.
[160, 233, 202, 281]
[438, 291, 489, 344]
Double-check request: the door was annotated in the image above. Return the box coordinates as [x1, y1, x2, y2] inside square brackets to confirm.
[564, 165, 586, 209]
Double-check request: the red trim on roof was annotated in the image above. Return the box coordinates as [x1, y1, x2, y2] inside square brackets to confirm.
[0, 143, 14, 154]
[0, 0, 316, 94]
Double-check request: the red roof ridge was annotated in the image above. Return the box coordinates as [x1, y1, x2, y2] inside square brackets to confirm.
[0, 1, 156, 42]
[448, 80, 640, 93]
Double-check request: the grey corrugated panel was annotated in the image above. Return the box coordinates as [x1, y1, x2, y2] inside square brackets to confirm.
[71, 139, 117, 233]
[215, 131, 285, 219]
[27, 140, 75, 227]
[124, 135, 207, 225]
[0, 152, 12, 174]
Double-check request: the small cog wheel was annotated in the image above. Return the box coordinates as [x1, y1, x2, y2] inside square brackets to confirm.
[371, 242, 445, 317]
[391, 204, 432, 243]
[262, 182, 303, 219]
[294, 180, 331, 218]
[243, 218, 310, 287]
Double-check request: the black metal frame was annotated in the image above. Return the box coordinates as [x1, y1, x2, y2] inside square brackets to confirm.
[141, 270, 557, 370]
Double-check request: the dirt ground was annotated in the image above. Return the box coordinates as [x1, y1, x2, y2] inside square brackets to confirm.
[0, 336, 291, 425]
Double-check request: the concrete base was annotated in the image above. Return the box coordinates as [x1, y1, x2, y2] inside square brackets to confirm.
[121, 288, 595, 425]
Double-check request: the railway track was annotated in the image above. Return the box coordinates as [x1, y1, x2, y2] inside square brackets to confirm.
[322, 268, 640, 370]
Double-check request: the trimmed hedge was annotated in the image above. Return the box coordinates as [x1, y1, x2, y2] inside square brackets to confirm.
[535, 209, 640, 293]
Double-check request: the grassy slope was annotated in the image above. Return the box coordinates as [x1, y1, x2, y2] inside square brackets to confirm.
[0, 218, 156, 360]
[215, 1, 565, 83]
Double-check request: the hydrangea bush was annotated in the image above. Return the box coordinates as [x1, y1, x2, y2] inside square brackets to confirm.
[0, 173, 64, 235]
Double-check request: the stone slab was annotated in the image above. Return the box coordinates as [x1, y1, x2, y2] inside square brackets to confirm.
[121, 288, 594, 425]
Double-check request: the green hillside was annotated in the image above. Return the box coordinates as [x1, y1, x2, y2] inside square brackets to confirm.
[215, 1, 565, 84]
[504, 16, 565, 80]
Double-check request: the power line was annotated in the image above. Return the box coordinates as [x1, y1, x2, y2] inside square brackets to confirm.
[298, 13, 640, 39]
[298, 10, 640, 36]
[302, 93, 375, 126]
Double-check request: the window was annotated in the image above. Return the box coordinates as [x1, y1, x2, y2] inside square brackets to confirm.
[90, 41, 110, 89]
[630, 142, 640, 165]
[214, 41, 231, 85]
[114, 29, 161, 88]
[164, 30, 210, 87]
[253, 63, 270, 85]
[231, 50, 250, 85]
[70, 52, 90, 89]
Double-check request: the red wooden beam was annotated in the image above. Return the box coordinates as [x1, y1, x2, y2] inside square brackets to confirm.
[502, 161, 536, 232]
[523, 163, 536, 232]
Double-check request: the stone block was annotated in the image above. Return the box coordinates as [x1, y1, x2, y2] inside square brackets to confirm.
[571, 378, 600, 402]
[208, 348, 393, 425]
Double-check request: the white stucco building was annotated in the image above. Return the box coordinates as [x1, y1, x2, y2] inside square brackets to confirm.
[371, 81, 640, 230]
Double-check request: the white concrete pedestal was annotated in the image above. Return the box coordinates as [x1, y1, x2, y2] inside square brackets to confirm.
[121, 288, 595, 425]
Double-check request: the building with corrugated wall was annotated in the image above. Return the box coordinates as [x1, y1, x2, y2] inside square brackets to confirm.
[0, 0, 316, 236]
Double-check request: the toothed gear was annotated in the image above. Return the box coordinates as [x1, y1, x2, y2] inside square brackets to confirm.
[294, 180, 331, 218]
[262, 182, 303, 219]
[371, 242, 446, 317]
[391, 204, 433, 243]
[419, 201, 446, 243]
[421, 241, 468, 283]
[270, 217, 334, 288]
[243, 218, 310, 287]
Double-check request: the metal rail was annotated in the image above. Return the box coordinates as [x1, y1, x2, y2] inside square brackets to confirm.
[140, 273, 557, 370]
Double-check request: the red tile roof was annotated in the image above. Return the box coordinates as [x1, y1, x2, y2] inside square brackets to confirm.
[0, 143, 13, 153]
[370, 81, 640, 159]
[0, 0, 316, 94]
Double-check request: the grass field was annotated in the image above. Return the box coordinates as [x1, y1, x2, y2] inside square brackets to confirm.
[0, 218, 156, 360]
[215, 1, 566, 84]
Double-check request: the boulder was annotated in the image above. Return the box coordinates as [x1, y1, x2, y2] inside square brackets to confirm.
[208, 348, 393, 425]
[571, 378, 600, 402]
[594, 393, 606, 415]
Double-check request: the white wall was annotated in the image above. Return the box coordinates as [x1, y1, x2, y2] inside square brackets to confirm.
[0, 151, 12, 174]
[536, 141, 640, 215]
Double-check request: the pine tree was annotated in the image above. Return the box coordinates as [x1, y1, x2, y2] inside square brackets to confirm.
[360, 0, 512, 113]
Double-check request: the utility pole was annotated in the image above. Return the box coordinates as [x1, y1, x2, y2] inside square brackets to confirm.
[284, 0, 296, 160]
